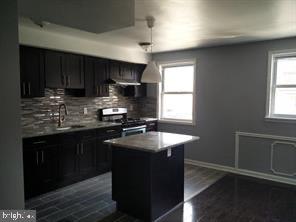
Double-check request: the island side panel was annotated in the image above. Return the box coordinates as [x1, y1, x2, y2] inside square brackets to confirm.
[150, 145, 184, 221]
[112, 146, 152, 221]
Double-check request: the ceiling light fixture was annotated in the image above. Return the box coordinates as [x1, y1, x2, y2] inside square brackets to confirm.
[138, 42, 152, 52]
[141, 16, 161, 83]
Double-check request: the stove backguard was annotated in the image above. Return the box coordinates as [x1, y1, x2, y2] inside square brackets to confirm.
[98, 108, 127, 122]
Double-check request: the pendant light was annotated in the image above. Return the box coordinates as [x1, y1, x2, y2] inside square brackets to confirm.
[141, 16, 162, 83]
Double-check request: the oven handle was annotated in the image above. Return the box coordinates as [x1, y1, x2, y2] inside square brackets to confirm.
[122, 126, 146, 137]
[122, 125, 147, 132]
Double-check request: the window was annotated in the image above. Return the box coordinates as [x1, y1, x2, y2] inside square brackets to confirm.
[266, 50, 296, 120]
[158, 60, 196, 124]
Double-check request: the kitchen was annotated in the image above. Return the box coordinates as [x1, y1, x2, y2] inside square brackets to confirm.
[1, 0, 296, 222]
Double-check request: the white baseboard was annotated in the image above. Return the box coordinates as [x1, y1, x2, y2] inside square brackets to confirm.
[185, 159, 296, 186]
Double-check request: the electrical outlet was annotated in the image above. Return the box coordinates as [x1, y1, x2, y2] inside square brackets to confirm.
[130, 104, 134, 111]
[83, 107, 88, 115]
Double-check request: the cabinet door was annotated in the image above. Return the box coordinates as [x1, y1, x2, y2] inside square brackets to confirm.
[96, 133, 121, 174]
[84, 57, 96, 97]
[38, 145, 59, 193]
[94, 59, 109, 97]
[84, 57, 109, 97]
[109, 60, 121, 79]
[59, 140, 79, 186]
[19, 46, 45, 98]
[23, 148, 41, 199]
[45, 50, 65, 88]
[79, 138, 97, 178]
[64, 53, 84, 89]
[120, 62, 134, 80]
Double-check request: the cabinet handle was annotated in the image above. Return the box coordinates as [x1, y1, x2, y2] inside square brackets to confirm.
[22, 82, 26, 96]
[76, 144, 80, 155]
[36, 151, 39, 165]
[60, 55, 65, 86]
[66, 75, 69, 86]
[68, 76, 71, 86]
[41, 150, 44, 163]
[81, 143, 84, 155]
[106, 129, 115, 133]
[28, 82, 31, 96]
[33, 140, 46, 145]
[96, 86, 99, 96]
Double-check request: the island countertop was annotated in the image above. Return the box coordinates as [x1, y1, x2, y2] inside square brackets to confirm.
[104, 131, 199, 152]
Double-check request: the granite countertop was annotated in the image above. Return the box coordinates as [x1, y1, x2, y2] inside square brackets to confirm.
[22, 121, 121, 138]
[104, 131, 199, 153]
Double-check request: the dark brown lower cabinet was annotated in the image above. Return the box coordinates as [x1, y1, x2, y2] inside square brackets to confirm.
[58, 131, 97, 187]
[96, 133, 121, 174]
[58, 138, 79, 186]
[23, 126, 121, 199]
[23, 145, 59, 199]
[112, 145, 184, 221]
[79, 137, 97, 178]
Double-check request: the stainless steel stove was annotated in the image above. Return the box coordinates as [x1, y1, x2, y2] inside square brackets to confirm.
[98, 108, 146, 137]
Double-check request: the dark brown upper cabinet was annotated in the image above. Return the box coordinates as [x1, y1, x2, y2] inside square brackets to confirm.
[19, 45, 45, 98]
[64, 53, 84, 89]
[84, 56, 109, 97]
[44, 50, 64, 88]
[45, 50, 84, 89]
[109, 60, 121, 80]
[20, 45, 147, 98]
[109, 61, 139, 81]
[123, 64, 147, 97]
[120, 62, 136, 80]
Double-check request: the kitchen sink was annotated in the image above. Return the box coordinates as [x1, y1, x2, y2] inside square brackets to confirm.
[56, 125, 86, 131]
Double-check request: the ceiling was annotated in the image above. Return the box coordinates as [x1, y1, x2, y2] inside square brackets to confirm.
[18, 0, 135, 34]
[19, 0, 296, 53]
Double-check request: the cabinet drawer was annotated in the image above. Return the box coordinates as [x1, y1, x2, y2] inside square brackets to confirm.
[23, 135, 60, 148]
[146, 121, 157, 128]
[60, 132, 77, 144]
[79, 129, 96, 140]
[97, 126, 122, 136]
[60, 129, 96, 143]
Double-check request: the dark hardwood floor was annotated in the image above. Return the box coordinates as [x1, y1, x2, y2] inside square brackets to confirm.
[26, 164, 223, 222]
[26, 165, 296, 222]
[159, 174, 296, 222]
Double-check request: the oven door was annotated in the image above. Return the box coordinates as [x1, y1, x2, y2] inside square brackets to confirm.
[122, 125, 146, 137]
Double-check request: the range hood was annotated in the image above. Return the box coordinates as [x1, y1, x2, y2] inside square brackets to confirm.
[106, 78, 141, 86]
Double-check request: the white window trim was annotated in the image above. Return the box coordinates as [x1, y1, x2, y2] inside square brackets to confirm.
[265, 49, 296, 122]
[157, 59, 197, 126]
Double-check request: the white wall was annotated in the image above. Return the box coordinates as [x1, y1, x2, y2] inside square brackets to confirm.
[19, 24, 150, 64]
[0, 0, 24, 209]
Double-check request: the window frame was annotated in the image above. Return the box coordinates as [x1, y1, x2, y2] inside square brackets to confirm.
[266, 49, 296, 122]
[157, 59, 197, 125]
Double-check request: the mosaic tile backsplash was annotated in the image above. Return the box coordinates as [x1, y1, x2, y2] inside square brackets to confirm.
[21, 85, 157, 130]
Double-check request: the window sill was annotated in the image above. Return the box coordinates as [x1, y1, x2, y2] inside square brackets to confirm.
[158, 119, 195, 126]
[265, 116, 296, 123]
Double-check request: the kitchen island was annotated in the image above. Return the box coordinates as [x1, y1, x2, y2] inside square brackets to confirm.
[105, 131, 199, 221]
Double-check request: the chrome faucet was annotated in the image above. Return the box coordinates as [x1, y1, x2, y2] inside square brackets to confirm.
[58, 103, 68, 127]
